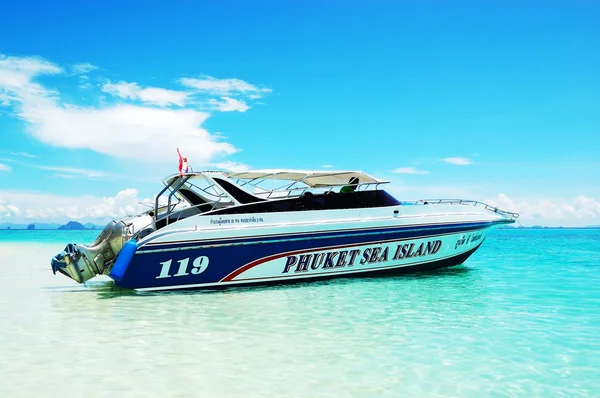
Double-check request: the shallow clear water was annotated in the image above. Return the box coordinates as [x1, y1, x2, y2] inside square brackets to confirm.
[1, 229, 599, 397]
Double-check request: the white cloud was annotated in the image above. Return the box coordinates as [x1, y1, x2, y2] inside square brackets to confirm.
[441, 157, 472, 166]
[102, 81, 188, 107]
[207, 96, 250, 112]
[0, 54, 61, 104]
[209, 161, 250, 172]
[71, 63, 98, 75]
[0, 197, 21, 218]
[179, 75, 271, 97]
[0, 188, 153, 223]
[0, 54, 251, 165]
[38, 165, 105, 179]
[392, 167, 430, 175]
[21, 103, 236, 162]
[10, 151, 37, 158]
[87, 188, 144, 219]
[0, 92, 11, 105]
[320, 165, 334, 169]
[0, 163, 11, 172]
[485, 194, 600, 227]
[0, 54, 62, 80]
[51, 173, 80, 180]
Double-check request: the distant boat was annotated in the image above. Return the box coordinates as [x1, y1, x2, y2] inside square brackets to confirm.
[51, 170, 518, 291]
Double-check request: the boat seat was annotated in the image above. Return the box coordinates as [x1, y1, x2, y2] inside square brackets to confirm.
[296, 191, 322, 210]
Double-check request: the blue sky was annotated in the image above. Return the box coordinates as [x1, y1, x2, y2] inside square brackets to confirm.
[1, 1, 599, 226]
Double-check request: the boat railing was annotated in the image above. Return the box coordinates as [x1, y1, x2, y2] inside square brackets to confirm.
[403, 199, 520, 219]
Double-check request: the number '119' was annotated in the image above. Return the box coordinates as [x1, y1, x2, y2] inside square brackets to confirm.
[156, 256, 209, 279]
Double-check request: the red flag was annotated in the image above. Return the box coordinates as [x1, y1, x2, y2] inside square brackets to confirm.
[177, 148, 183, 176]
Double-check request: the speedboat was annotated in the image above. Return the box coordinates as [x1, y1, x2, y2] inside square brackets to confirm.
[51, 170, 518, 291]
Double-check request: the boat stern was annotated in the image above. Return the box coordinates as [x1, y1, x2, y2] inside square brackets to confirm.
[50, 215, 153, 284]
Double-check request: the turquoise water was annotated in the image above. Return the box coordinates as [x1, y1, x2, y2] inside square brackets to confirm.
[0, 229, 100, 244]
[1, 229, 599, 397]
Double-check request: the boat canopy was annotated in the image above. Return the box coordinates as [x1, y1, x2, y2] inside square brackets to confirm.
[226, 170, 389, 187]
[164, 170, 389, 188]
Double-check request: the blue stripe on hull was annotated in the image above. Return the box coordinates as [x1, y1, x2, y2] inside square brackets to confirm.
[115, 224, 489, 290]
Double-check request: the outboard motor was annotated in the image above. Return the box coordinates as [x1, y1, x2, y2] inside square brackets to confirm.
[51, 214, 154, 283]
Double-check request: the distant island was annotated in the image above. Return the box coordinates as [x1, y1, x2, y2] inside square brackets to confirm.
[0, 221, 105, 230]
[57, 221, 87, 230]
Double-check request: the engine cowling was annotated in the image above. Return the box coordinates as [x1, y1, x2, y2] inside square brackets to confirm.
[51, 214, 153, 283]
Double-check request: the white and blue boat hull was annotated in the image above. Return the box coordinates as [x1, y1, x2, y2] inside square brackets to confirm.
[110, 219, 501, 291]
